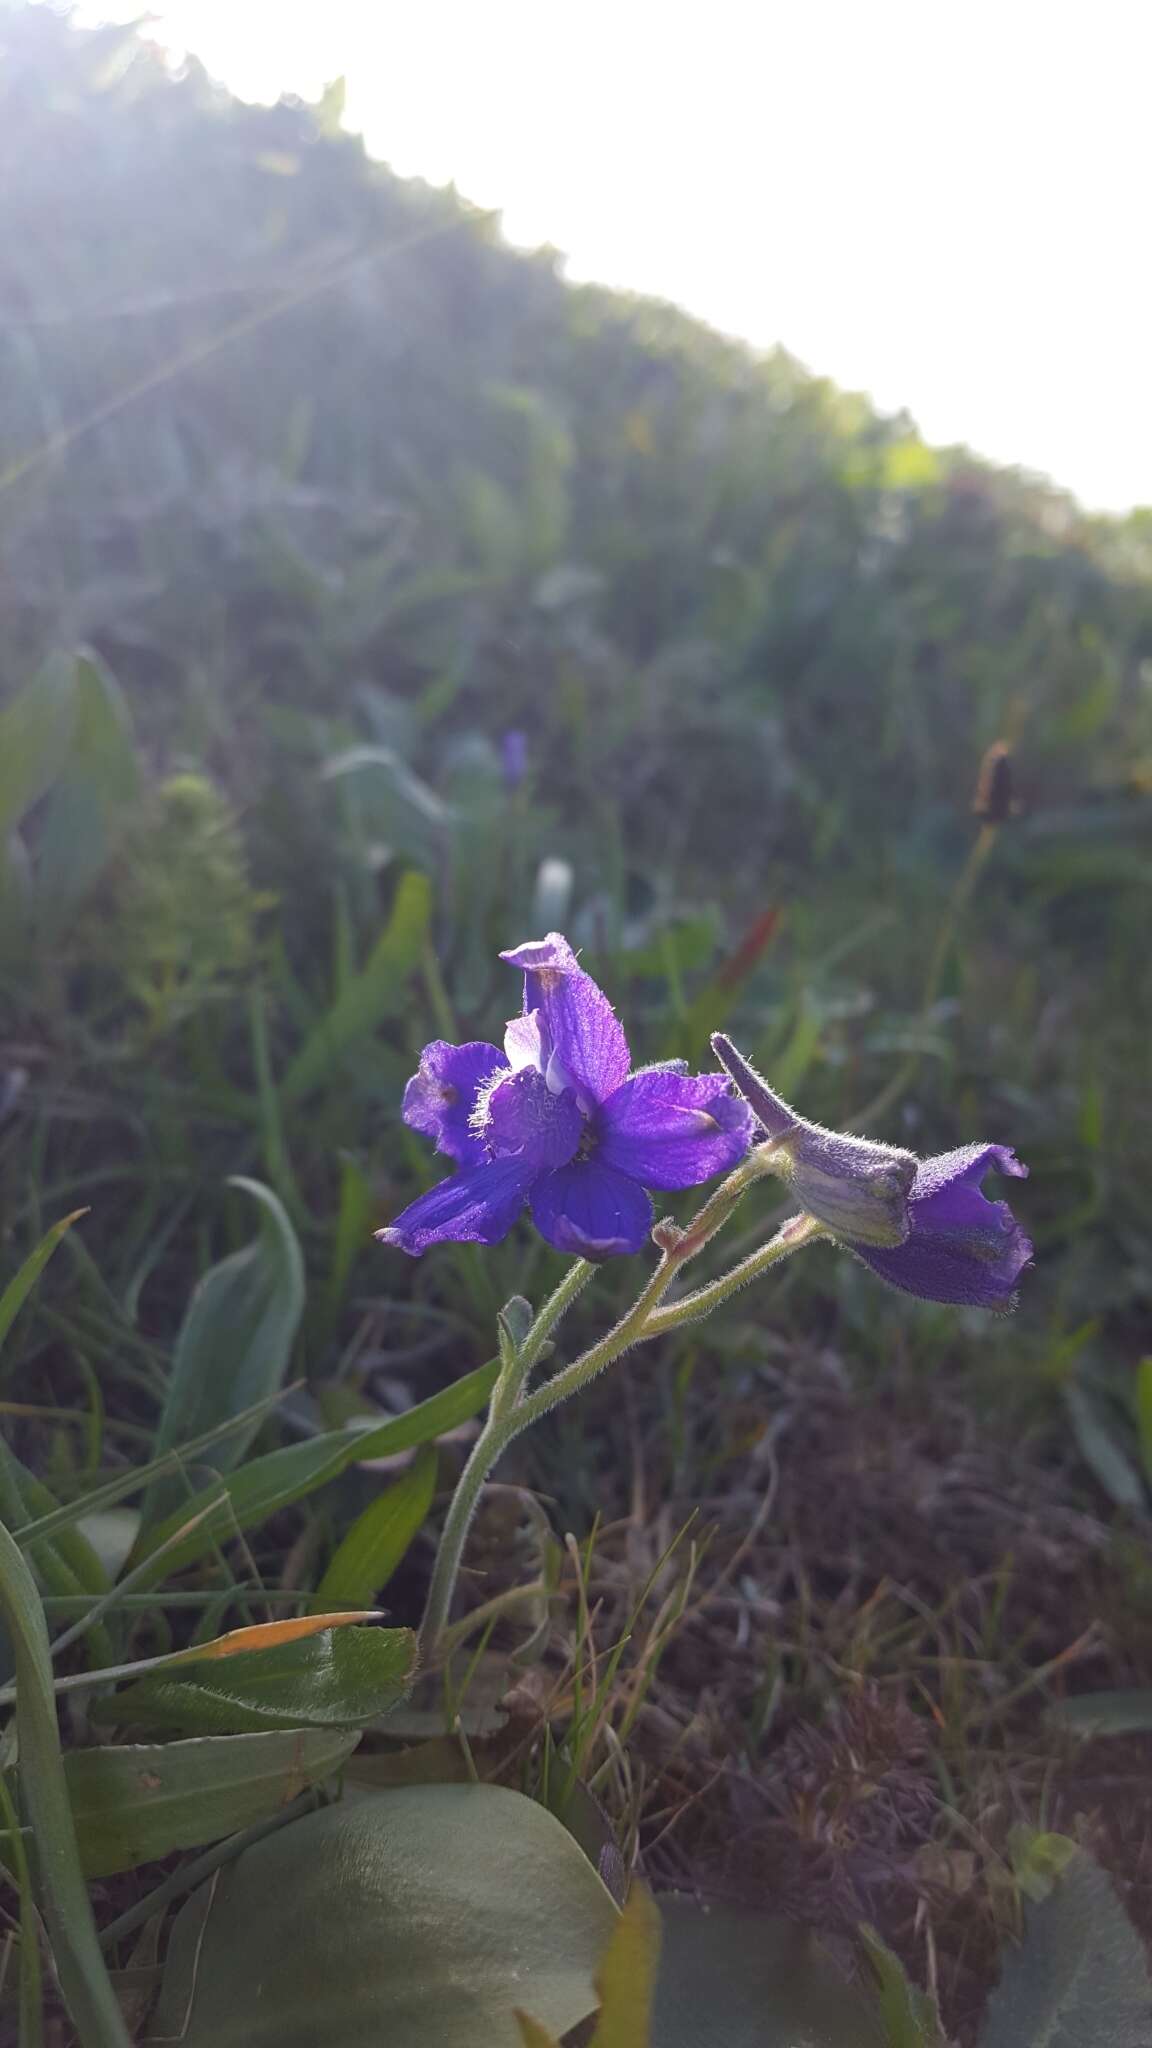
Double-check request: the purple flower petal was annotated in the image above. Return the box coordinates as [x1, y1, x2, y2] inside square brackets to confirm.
[529, 1159, 653, 1260]
[401, 1041, 508, 1167]
[595, 1071, 755, 1190]
[471, 1066, 584, 1174]
[711, 1033, 914, 1248]
[500, 933, 631, 1106]
[376, 1158, 533, 1256]
[854, 1145, 1033, 1310]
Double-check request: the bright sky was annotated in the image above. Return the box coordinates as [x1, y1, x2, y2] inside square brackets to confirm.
[90, 0, 1151, 511]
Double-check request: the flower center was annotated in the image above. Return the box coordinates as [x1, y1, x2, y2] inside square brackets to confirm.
[472, 1067, 583, 1174]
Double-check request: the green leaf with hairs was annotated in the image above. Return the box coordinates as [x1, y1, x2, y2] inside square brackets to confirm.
[90, 1623, 416, 1735]
[980, 1851, 1152, 2047]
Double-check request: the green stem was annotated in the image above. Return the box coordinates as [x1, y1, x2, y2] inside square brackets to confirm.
[418, 1147, 795, 1661]
[490, 1259, 594, 1422]
[644, 1213, 827, 1332]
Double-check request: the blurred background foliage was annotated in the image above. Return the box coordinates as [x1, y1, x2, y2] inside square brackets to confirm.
[2, 0, 1152, 1455]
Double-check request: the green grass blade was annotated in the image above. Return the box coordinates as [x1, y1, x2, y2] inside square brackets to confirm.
[131, 1359, 499, 1587]
[1135, 1358, 1152, 1488]
[310, 1442, 437, 1613]
[280, 869, 431, 1103]
[0, 1767, 44, 2047]
[0, 1210, 89, 1362]
[0, 1521, 130, 2046]
[12, 1384, 298, 1547]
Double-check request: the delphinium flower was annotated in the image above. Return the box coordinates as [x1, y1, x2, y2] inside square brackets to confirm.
[711, 1033, 1033, 1310]
[378, 935, 755, 1259]
[500, 729, 529, 790]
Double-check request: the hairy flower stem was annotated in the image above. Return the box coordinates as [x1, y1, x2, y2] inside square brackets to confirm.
[644, 1212, 827, 1332]
[418, 1147, 806, 1661]
[489, 1258, 594, 1421]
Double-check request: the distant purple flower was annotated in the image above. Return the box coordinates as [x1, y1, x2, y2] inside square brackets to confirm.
[501, 730, 529, 790]
[379, 935, 754, 1260]
[711, 1033, 1032, 1312]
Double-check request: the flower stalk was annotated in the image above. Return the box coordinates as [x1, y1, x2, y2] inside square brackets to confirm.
[385, 933, 1032, 1662]
[418, 1147, 810, 1660]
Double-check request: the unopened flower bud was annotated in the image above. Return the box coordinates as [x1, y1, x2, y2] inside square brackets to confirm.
[711, 1034, 915, 1249]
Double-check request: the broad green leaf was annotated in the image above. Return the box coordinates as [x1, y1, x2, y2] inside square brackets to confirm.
[90, 1623, 415, 1734]
[0, 1208, 88, 1359]
[143, 1177, 305, 1525]
[1136, 1358, 1152, 1488]
[589, 1883, 663, 2046]
[651, 1898, 884, 2048]
[149, 1783, 619, 2047]
[980, 1851, 1152, 2047]
[130, 1357, 498, 1586]
[281, 869, 432, 1102]
[0, 653, 77, 838]
[34, 651, 139, 929]
[858, 1927, 944, 2046]
[0, 1729, 358, 1877]
[310, 1442, 437, 1614]
[0, 1521, 130, 2048]
[1048, 1689, 1152, 1736]
[1064, 1386, 1145, 1511]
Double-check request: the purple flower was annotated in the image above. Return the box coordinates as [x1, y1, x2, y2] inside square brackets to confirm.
[500, 730, 529, 790]
[711, 1034, 1033, 1312]
[379, 934, 755, 1260]
[852, 1144, 1032, 1309]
